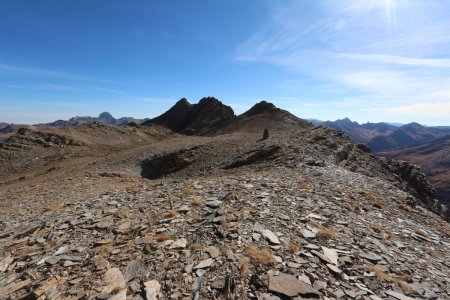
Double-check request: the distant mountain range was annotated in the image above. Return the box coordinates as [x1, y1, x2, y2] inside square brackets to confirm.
[314, 118, 450, 152]
[42, 112, 149, 127]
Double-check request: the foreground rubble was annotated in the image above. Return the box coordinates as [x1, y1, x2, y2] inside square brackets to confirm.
[1, 163, 449, 299]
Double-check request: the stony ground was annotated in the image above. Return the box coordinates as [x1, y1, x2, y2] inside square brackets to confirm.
[1, 125, 449, 300]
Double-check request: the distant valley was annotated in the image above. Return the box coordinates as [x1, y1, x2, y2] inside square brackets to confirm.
[315, 118, 450, 206]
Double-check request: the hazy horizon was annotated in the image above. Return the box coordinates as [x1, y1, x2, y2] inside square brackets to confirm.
[1, 0, 450, 125]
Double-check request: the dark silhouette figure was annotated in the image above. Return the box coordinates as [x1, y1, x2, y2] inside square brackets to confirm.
[263, 128, 269, 140]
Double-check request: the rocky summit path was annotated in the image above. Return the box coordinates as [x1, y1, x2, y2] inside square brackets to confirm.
[0, 121, 449, 299]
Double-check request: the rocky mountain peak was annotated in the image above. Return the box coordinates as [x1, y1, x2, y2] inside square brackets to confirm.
[242, 101, 278, 117]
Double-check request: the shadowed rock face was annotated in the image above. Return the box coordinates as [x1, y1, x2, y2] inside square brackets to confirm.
[142, 98, 193, 132]
[143, 97, 235, 134]
[140, 147, 198, 179]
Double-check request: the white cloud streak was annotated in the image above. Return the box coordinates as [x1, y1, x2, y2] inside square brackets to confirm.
[235, 0, 450, 121]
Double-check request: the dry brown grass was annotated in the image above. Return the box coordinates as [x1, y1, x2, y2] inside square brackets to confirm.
[244, 244, 276, 265]
[370, 223, 394, 239]
[362, 204, 373, 212]
[112, 209, 129, 216]
[359, 191, 378, 201]
[183, 188, 194, 195]
[423, 247, 447, 259]
[309, 221, 340, 239]
[398, 203, 411, 211]
[221, 220, 230, 230]
[192, 197, 204, 206]
[239, 259, 250, 277]
[192, 213, 202, 222]
[166, 210, 177, 218]
[288, 242, 300, 252]
[408, 226, 429, 238]
[45, 204, 61, 212]
[372, 201, 385, 209]
[365, 265, 414, 293]
[96, 245, 114, 257]
[154, 233, 172, 242]
[189, 242, 202, 250]
[436, 226, 450, 238]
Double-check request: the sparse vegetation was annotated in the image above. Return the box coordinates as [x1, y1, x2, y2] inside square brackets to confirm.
[154, 233, 172, 242]
[189, 242, 202, 250]
[166, 210, 177, 218]
[239, 259, 250, 277]
[408, 226, 429, 238]
[96, 245, 114, 257]
[436, 226, 450, 238]
[183, 188, 194, 195]
[372, 200, 385, 209]
[309, 221, 340, 239]
[192, 213, 202, 222]
[244, 244, 276, 265]
[288, 242, 300, 252]
[364, 265, 414, 293]
[359, 191, 378, 201]
[423, 247, 446, 259]
[192, 197, 204, 206]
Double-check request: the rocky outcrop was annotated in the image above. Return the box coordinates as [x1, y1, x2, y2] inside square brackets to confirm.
[142, 98, 193, 132]
[141, 147, 198, 179]
[178, 97, 235, 135]
[143, 97, 235, 135]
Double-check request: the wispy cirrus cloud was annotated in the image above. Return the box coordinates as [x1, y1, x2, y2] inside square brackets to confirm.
[235, 0, 450, 122]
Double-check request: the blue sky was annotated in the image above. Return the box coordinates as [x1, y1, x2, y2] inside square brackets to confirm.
[1, 0, 450, 125]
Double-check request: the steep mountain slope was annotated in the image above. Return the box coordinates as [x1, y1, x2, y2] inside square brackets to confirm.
[142, 98, 193, 132]
[381, 135, 450, 207]
[367, 123, 449, 152]
[0, 101, 449, 300]
[143, 97, 235, 134]
[209, 101, 310, 136]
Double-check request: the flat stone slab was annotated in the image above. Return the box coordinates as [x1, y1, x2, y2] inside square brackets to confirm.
[268, 272, 320, 298]
[194, 258, 214, 269]
[260, 229, 281, 245]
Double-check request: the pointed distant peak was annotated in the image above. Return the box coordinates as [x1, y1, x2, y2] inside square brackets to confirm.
[403, 122, 422, 127]
[176, 98, 191, 106]
[98, 112, 114, 119]
[242, 101, 278, 116]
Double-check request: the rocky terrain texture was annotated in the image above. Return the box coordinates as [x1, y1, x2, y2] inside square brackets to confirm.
[1, 100, 449, 300]
[381, 135, 450, 207]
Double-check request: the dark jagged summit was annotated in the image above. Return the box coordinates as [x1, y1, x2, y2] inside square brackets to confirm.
[179, 97, 235, 134]
[142, 98, 193, 132]
[143, 97, 235, 135]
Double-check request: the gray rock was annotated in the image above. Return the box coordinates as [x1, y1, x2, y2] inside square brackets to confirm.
[359, 252, 383, 263]
[45, 256, 60, 265]
[144, 280, 161, 300]
[205, 201, 221, 208]
[124, 260, 140, 282]
[170, 238, 187, 249]
[268, 272, 320, 298]
[301, 229, 316, 239]
[194, 258, 214, 269]
[260, 229, 281, 245]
